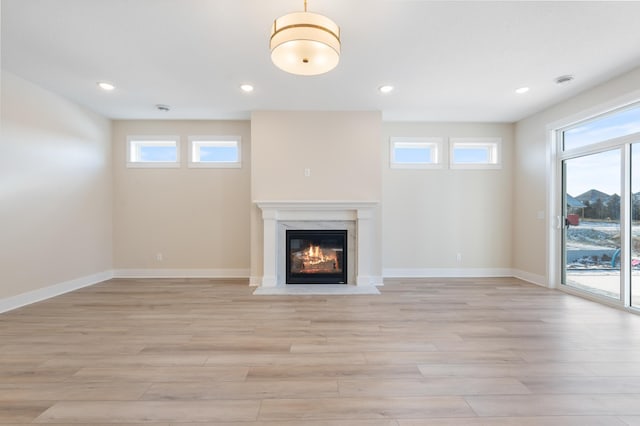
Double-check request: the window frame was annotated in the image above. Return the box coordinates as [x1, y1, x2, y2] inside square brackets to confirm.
[188, 135, 242, 169]
[389, 137, 444, 169]
[449, 137, 502, 170]
[126, 135, 181, 168]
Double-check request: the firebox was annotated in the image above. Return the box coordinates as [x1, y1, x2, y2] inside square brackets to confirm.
[286, 229, 347, 284]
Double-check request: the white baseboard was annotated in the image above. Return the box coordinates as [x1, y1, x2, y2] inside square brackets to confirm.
[0, 268, 549, 314]
[112, 269, 250, 279]
[383, 268, 514, 278]
[372, 275, 385, 286]
[512, 269, 548, 287]
[0, 270, 113, 314]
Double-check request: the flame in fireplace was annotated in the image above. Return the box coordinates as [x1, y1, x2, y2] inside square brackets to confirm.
[291, 244, 341, 273]
[305, 244, 333, 265]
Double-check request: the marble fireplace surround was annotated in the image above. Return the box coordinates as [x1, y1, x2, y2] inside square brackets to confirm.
[255, 201, 381, 287]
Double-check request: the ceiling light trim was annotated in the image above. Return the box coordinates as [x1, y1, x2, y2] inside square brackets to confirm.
[271, 22, 340, 43]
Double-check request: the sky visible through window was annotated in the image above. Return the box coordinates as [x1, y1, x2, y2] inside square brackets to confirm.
[394, 146, 432, 163]
[565, 149, 620, 197]
[394, 143, 495, 164]
[199, 146, 237, 162]
[395, 145, 496, 164]
[564, 105, 640, 151]
[139, 146, 177, 162]
[564, 103, 640, 197]
[452, 147, 489, 163]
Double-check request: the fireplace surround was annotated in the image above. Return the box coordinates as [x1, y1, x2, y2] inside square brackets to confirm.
[254, 201, 381, 287]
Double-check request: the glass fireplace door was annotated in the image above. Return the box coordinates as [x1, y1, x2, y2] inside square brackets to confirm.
[286, 230, 347, 284]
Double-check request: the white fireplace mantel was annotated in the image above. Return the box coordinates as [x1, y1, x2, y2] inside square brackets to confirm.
[255, 200, 381, 287]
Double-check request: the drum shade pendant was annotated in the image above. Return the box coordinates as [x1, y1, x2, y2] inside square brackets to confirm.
[270, 0, 341, 76]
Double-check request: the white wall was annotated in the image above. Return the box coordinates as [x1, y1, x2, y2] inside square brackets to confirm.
[112, 120, 251, 276]
[0, 71, 113, 302]
[514, 66, 640, 285]
[382, 122, 514, 276]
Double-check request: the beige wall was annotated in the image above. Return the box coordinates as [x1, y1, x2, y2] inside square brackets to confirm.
[514, 66, 640, 284]
[251, 111, 382, 201]
[249, 111, 383, 279]
[6, 62, 639, 299]
[382, 122, 514, 274]
[112, 120, 251, 273]
[0, 71, 113, 299]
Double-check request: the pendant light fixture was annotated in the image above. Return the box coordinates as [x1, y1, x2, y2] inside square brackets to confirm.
[270, 0, 341, 76]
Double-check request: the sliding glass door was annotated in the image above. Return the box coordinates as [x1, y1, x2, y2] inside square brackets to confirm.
[562, 150, 621, 299]
[557, 103, 640, 311]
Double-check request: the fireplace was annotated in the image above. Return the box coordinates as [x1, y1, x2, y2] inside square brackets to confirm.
[255, 201, 381, 287]
[286, 229, 347, 284]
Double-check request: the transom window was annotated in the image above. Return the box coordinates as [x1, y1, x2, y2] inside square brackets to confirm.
[127, 136, 180, 168]
[563, 104, 640, 151]
[188, 136, 241, 168]
[450, 137, 501, 169]
[390, 137, 443, 169]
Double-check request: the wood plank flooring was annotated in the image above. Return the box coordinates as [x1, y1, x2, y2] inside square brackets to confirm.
[1, 277, 640, 425]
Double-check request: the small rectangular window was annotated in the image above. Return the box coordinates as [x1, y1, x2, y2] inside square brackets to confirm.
[450, 137, 501, 169]
[189, 136, 241, 168]
[390, 137, 443, 169]
[127, 136, 180, 168]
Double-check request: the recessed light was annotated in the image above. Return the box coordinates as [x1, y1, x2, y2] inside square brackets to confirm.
[515, 87, 530, 94]
[97, 81, 115, 91]
[379, 85, 394, 94]
[240, 84, 254, 93]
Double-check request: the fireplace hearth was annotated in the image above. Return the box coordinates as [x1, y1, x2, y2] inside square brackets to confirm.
[286, 229, 347, 284]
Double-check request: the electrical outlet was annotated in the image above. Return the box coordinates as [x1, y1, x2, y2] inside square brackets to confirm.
[304, 168, 311, 177]
[156, 253, 163, 261]
[456, 253, 462, 263]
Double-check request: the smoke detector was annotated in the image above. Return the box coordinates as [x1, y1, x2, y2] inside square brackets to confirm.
[555, 75, 574, 85]
[156, 104, 170, 112]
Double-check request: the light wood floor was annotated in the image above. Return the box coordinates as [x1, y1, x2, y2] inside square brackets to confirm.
[2, 277, 640, 425]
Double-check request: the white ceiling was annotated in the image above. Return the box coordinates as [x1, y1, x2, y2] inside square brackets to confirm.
[2, 0, 640, 122]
